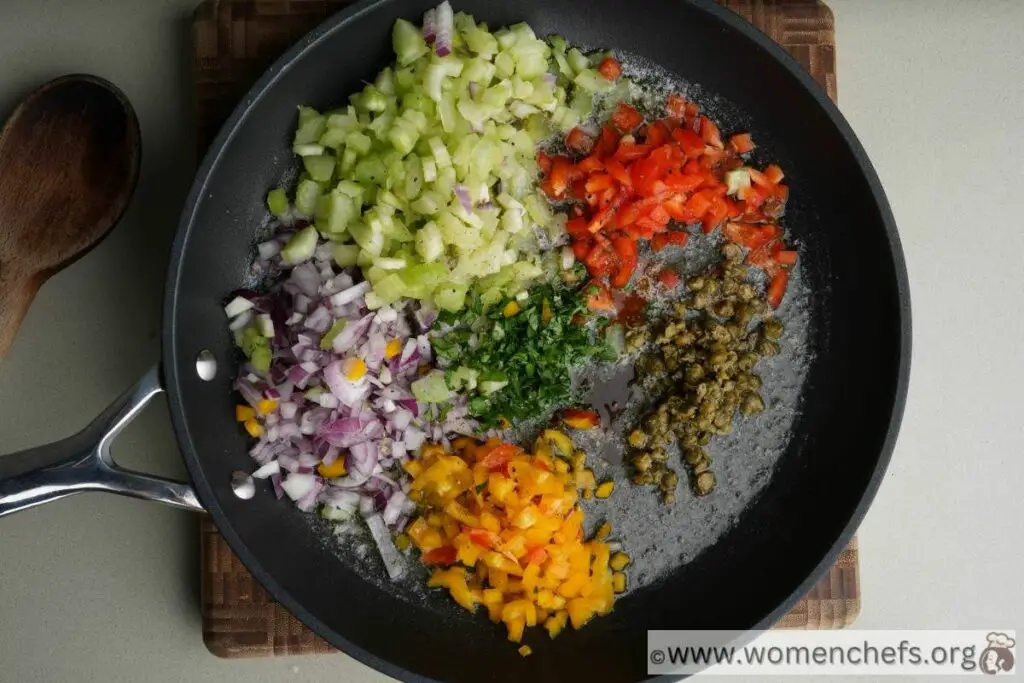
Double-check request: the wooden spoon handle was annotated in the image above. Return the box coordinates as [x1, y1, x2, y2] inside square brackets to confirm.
[0, 261, 40, 360]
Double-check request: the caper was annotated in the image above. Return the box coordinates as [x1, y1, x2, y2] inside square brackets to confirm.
[762, 318, 784, 340]
[741, 392, 766, 415]
[627, 429, 648, 448]
[694, 471, 716, 495]
[758, 339, 780, 357]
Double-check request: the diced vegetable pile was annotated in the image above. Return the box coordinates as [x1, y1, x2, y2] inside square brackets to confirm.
[266, 3, 622, 312]
[540, 96, 797, 306]
[402, 435, 628, 645]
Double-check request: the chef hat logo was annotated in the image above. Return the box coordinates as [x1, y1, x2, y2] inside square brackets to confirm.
[980, 632, 1016, 675]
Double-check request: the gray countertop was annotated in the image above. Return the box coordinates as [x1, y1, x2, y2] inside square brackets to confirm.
[1, 1, 1022, 682]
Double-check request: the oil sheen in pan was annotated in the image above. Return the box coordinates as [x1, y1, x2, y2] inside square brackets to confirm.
[291, 53, 816, 604]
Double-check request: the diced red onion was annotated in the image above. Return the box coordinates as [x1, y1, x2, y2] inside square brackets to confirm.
[252, 461, 280, 479]
[332, 314, 373, 352]
[330, 281, 371, 307]
[257, 240, 281, 260]
[433, 0, 453, 56]
[422, 7, 437, 43]
[270, 473, 284, 499]
[228, 310, 253, 332]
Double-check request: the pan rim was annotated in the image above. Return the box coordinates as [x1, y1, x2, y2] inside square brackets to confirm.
[164, 0, 911, 679]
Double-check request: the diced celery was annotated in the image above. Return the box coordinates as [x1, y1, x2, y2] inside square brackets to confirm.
[424, 64, 447, 102]
[410, 192, 442, 216]
[340, 148, 358, 173]
[294, 179, 321, 217]
[281, 226, 318, 265]
[567, 48, 590, 74]
[266, 187, 289, 217]
[293, 143, 325, 157]
[434, 285, 468, 312]
[494, 51, 515, 78]
[374, 273, 407, 303]
[392, 18, 428, 66]
[375, 67, 396, 95]
[464, 27, 498, 59]
[320, 319, 347, 350]
[323, 192, 356, 234]
[523, 194, 552, 226]
[303, 155, 335, 183]
[326, 111, 359, 131]
[387, 118, 420, 156]
[354, 158, 387, 185]
[347, 132, 372, 156]
[375, 256, 407, 270]
[334, 180, 365, 202]
[574, 68, 614, 94]
[349, 222, 385, 256]
[412, 370, 452, 403]
[400, 262, 448, 287]
[415, 220, 445, 261]
[403, 156, 423, 200]
[294, 106, 326, 145]
[447, 366, 479, 391]
[438, 212, 482, 250]
[332, 243, 360, 267]
[428, 136, 451, 168]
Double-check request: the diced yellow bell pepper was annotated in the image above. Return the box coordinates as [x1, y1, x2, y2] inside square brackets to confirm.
[594, 481, 615, 498]
[385, 338, 402, 359]
[235, 405, 255, 422]
[342, 357, 367, 381]
[545, 611, 568, 638]
[610, 552, 631, 571]
[505, 615, 526, 643]
[317, 459, 347, 478]
[243, 419, 263, 438]
[503, 301, 520, 317]
[256, 399, 278, 415]
[612, 572, 627, 593]
[518, 645, 533, 657]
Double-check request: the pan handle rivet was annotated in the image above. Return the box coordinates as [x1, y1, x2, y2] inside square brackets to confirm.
[195, 349, 217, 381]
[230, 470, 255, 500]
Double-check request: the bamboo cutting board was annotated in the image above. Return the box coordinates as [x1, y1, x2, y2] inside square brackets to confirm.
[193, 0, 857, 658]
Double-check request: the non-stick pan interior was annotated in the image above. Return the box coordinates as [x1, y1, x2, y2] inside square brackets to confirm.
[165, 1, 908, 681]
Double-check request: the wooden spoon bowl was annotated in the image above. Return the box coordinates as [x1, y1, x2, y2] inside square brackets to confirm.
[0, 74, 141, 360]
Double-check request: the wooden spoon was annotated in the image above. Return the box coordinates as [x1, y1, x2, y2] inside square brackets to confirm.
[0, 74, 140, 360]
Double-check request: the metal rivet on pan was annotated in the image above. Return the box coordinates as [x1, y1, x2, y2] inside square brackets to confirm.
[195, 349, 217, 381]
[230, 470, 255, 500]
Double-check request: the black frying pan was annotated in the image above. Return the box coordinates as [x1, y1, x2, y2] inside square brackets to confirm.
[0, 0, 910, 681]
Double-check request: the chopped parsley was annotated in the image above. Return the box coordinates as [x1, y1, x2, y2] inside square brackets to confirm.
[434, 283, 616, 428]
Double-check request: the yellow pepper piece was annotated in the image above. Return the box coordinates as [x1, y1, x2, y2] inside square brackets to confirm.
[541, 429, 573, 456]
[518, 645, 532, 657]
[343, 357, 367, 381]
[243, 419, 263, 438]
[612, 572, 626, 593]
[256, 399, 278, 415]
[594, 481, 615, 499]
[594, 521, 612, 541]
[503, 301, 520, 317]
[610, 552, 631, 571]
[385, 338, 403, 359]
[235, 405, 255, 422]
[545, 611, 568, 638]
[317, 459, 347, 479]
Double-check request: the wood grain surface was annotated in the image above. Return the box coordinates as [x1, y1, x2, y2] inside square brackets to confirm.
[0, 75, 140, 361]
[193, 0, 855, 658]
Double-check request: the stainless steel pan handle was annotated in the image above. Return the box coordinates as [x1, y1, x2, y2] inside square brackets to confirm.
[0, 366, 204, 517]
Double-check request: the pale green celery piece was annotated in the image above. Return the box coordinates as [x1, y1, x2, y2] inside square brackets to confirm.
[403, 155, 423, 200]
[480, 287, 503, 307]
[281, 226, 318, 265]
[340, 148, 358, 173]
[567, 48, 590, 74]
[464, 27, 498, 59]
[495, 27, 517, 51]
[303, 155, 335, 183]
[374, 273, 407, 302]
[356, 247, 375, 268]
[428, 136, 451, 168]
[334, 180, 366, 202]
[494, 51, 515, 79]
[387, 118, 420, 156]
[424, 64, 446, 102]
[434, 283, 468, 311]
[347, 132, 372, 156]
[395, 67, 416, 91]
[294, 106, 326, 145]
[400, 262, 448, 288]
[548, 35, 568, 55]
[320, 320, 348, 350]
[266, 187, 289, 217]
[448, 366, 479, 391]
[349, 222, 385, 256]
[304, 385, 325, 400]
[325, 192, 357, 234]
[574, 69, 614, 94]
[422, 157, 438, 183]
[392, 18, 428, 66]
[375, 256, 407, 271]
[318, 127, 348, 149]
[437, 94, 458, 133]
[415, 220, 444, 261]
[375, 66, 396, 95]
[511, 78, 533, 99]
[411, 193, 441, 216]
[293, 143, 325, 157]
[383, 215, 414, 242]
[354, 158, 388, 185]
[294, 179, 321, 217]
[332, 243, 360, 268]
[412, 370, 452, 403]
[326, 111, 359, 131]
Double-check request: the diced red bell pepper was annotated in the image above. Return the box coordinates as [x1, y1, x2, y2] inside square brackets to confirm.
[775, 250, 799, 266]
[645, 121, 671, 147]
[663, 170, 704, 193]
[566, 216, 590, 240]
[584, 243, 617, 276]
[422, 547, 458, 565]
[561, 408, 601, 430]
[684, 190, 714, 220]
[728, 133, 755, 154]
[662, 196, 688, 221]
[764, 164, 785, 185]
[698, 116, 723, 148]
[586, 281, 616, 312]
[657, 268, 682, 288]
[566, 126, 594, 155]
[571, 238, 592, 260]
[665, 94, 687, 119]
[524, 547, 549, 565]
[613, 140, 653, 162]
[536, 150, 552, 176]
[597, 56, 623, 81]
[672, 127, 705, 158]
[593, 125, 620, 158]
[724, 222, 781, 250]
[610, 236, 638, 287]
[467, 529, 502, 549]
[651, 233, 669, 252]
[543, 155, 572, 198]
[611, 102, 644, 131]
[767, 270, 790, 309]
[585, 173, 615, 194]
[574, 154, 604, 176]
[605, 159, 631, 187]
[702, 196, 729, 233]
